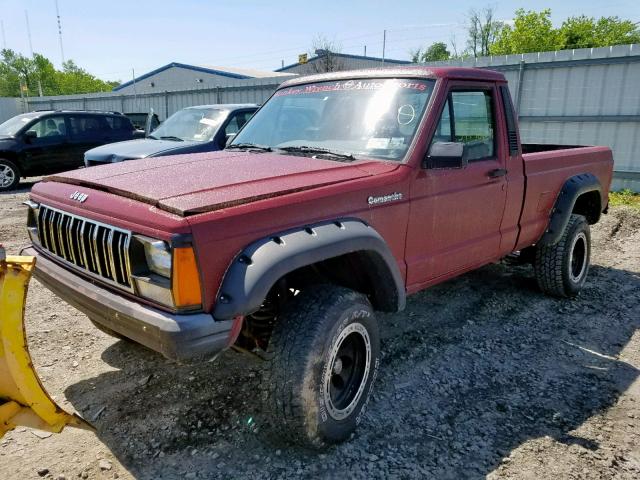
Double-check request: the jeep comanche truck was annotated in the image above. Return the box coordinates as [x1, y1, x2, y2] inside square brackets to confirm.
[22, 67, 613, 447]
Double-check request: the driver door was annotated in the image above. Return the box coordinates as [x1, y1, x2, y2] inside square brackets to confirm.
[405, 82, 508, 288]
[21, 116, 70, 175]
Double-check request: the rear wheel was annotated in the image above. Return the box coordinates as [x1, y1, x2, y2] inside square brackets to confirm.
[534, 214, 591, 297]
[263, 285, 380, 447]
[0, 159, 20, 191]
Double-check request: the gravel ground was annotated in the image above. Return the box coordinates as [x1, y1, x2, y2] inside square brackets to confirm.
[1, 181, 639, 480]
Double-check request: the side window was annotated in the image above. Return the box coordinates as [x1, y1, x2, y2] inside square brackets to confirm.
[105, 116, 131, 132]
[431, 90, 495, 162]
[433, 100, 452, 143]
[223, 111, 253, 136]
[26, 116, 67, 140]
[69, 115, 109, 140]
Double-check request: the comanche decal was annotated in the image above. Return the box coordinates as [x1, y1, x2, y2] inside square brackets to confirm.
[367, 192, 403, 206]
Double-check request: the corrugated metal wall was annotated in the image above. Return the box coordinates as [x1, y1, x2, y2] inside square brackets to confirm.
[6, 43, 640, 190]
[18, 76, 293, 122]
[0, 97, 22, 123]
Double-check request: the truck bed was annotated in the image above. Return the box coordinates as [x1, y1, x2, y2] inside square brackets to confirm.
[516, 144, 614, 250]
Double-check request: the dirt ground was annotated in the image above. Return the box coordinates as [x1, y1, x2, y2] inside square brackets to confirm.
[1, 181, 639, 480]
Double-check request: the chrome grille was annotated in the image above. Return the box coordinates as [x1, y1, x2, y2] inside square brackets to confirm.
[37, 204, 133, 291]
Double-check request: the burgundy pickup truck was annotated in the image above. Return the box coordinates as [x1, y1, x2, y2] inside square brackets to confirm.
[23, 67, 613, 447]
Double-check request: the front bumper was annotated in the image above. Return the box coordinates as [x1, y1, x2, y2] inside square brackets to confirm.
[22, 247, 233, 362]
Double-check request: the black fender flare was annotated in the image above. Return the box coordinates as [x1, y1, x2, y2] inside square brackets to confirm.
[538, 173, 602, 246]
[213, 218, 406, 320]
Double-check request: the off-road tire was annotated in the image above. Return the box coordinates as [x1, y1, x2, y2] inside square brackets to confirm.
[263, 285, 380, 448]
[0, 159, 20, 191]
[534, 214, 591, 298]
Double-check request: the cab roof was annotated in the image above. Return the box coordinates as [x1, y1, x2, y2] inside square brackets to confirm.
[279, 66, 505, 89]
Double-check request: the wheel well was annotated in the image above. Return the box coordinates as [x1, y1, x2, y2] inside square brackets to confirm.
[279, 250, 400, 312]
[238, 251, 401, 351]
[0, 154, 21, 174]
[572, 190, 601, 224]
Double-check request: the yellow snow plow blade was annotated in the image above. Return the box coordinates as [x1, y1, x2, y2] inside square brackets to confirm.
[0, 250, 91, 437]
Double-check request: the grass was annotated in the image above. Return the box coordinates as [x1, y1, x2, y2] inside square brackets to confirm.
[609, 189, 640, 210]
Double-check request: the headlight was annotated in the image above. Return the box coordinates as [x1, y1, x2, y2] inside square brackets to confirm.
[137, 236, 171, 277]
[132, 235, 202, 310]
[23, 200, 40, 244]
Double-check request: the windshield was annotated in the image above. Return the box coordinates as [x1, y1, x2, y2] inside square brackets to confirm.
[0, 114, 37, 137]
[150, 107, 225, 142]
[231, 78, 435, 161]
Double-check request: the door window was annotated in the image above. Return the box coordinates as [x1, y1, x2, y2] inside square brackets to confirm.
[223, 111, 254, 136]
[433, 90, 495, 162]
[68, 115, 109, 141]
[27, 116, 67, 141]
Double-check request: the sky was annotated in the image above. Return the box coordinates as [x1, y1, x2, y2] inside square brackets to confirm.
[1, 0, 638, 83]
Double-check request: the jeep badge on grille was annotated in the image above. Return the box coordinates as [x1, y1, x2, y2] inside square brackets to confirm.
[70, 191, 88, 203]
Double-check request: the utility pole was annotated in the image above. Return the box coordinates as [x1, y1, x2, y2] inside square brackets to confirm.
[1, 21, 6, 50]
[55, 0, 65, 64]
[364, 45, 367, 57]
[132, 68, 138, 110]
[25, 10, 44, 97]
[382, 30, 386, 65]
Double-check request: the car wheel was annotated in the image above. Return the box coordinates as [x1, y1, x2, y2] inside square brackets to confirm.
[0, 159, 20, 191]
[534, 214, 591, 297]
[263, 285, 380, 448]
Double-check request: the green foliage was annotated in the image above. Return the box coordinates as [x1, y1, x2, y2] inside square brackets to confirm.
[559, 16, 640, 49]
[609, 189, 640, 209]
[411, 42, 451, 63]
[0, 49, 119, 97]
[490, 9, 561, 55]
[490, 9, 640, 55]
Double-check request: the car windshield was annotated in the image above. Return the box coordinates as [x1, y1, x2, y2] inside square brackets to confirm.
[0, 114, 38, 137]
[150, 107, 225, 142]
[231, 78, 435, 161]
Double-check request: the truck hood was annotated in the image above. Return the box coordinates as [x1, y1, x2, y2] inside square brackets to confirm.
[45, 151, 397, 216]
[85, 138, 200, 163]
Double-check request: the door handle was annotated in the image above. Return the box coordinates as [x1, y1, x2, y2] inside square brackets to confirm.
[488, 168, 507, 178]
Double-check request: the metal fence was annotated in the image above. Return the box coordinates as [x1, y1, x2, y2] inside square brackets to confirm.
[0, 97, 21, 122]
[1, 43, 639, 191]
[9, 76, 293, 123]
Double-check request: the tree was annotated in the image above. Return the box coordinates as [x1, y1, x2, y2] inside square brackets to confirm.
[490, 9, 561, 55]
[467, 7, 503, 57]
[411, 42, 451, 63]
[0, 48, 117, 97]
[309, 35, 344, 73]
[559, 15, 640, 49]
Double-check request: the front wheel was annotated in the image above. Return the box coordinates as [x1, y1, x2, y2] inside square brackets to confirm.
[0, 159, 20, 191]
[534, 214, 591, 297]
[263, 285, 380, 447]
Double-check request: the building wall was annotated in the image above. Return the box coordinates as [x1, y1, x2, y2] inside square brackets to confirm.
[113, 66, 249, 95]
[278, 55, 410, 75]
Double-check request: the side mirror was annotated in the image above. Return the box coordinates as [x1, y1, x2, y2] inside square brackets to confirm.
[24, 130, 37, 143]
[423, 141, 466, 169]
[222, 133, 236, 148]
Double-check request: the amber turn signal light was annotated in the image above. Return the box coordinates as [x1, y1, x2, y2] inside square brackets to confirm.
[172, 246, 202, 308]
